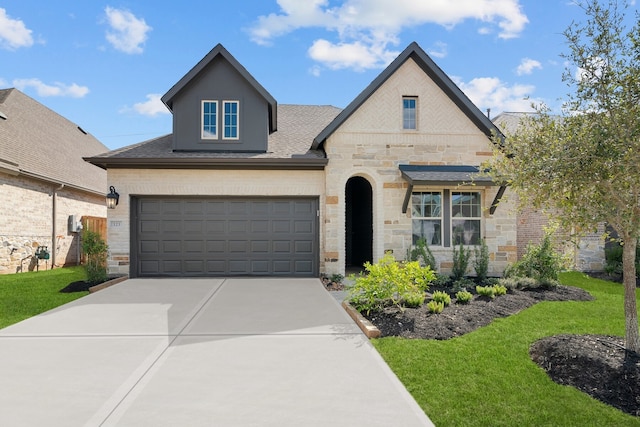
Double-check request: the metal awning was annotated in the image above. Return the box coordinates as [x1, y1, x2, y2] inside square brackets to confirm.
[399, 165, 504, 214]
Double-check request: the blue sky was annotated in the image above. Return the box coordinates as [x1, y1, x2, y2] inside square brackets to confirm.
[1, 1, 637, 150]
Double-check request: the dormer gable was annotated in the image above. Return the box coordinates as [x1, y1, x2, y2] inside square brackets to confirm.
[161, 44, 277, 152]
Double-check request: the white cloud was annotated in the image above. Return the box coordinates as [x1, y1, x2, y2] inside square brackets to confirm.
[104, 6, 151, 54]
[575, 56, 606, 83]
[130, 94, 169, 117]
[0, 8, 33, 50]
[13, 78, 89, 98]
[428, 41, 448, 59]
[249, 0, 528, 71]
[455, 76, 538, 113]
[516, 58, 542, 75]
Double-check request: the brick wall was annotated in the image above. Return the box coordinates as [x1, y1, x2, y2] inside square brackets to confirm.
[0, 172, 106, 274]
[321, 58, 518, 276]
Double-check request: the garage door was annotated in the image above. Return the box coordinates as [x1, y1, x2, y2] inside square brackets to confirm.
[133, 197, 319, 277]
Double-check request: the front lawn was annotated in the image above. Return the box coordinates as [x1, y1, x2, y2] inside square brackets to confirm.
[0, 266, 88, 329]
[373, 272, 640, 426]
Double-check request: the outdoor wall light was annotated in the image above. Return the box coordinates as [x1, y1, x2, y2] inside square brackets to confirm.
[106, 186, 120, 209]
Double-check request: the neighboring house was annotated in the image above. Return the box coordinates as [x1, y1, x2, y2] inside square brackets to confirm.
[87, 42, 518, 278]
[492, 111, 606, 271]
[0, 88, 108, 274]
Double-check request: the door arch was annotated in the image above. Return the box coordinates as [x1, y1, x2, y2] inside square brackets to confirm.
[345, 176, 373, 269]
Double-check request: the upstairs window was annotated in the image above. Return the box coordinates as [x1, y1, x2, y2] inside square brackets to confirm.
[202, 101, 218, 139]
[451, 192, 482, 245]
[223, 100, 239, 139]
[403, 96, 417, 130]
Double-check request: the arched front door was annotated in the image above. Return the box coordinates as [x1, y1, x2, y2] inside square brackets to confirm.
[345, 176, 373, 269]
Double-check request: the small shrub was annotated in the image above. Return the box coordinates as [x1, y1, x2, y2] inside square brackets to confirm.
[407, 238, 437, 271]
[432, 273, 451, 288]
[330, 273, 344, 284]
[505, 233, 564, 283]
[82, 230, 108, 284]
[482, 277, 500, 286]
[476, 285, 496, 299]
[451, 277, 475, 293]
[451, 243, 472, 281]
[427, 300, 445, 314]
[348, 253, 435, 314]
[498, 277, 520, 291]
[403, 291, 426, 308]
[473, 238, 490, 283]
[455, 290, 473, 304]
[492, 284, 508, 296]
[432, 290, 451, 306]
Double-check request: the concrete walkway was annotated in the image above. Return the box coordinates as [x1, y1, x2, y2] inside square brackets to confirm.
[0, 278, 433, 426]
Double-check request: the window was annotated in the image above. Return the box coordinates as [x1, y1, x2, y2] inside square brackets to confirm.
[411, 190, 482, 246]
[412, 192, 442, 245]
[223, 100, 239, 139]
[202, 101, 218, 139]
[403, 96, 417, 130]
[451, 192, 482, 245]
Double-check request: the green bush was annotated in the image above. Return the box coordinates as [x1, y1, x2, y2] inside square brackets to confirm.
[504, 233, 563, 284]
[432, 273, 452, 288]
[476, 285, 496, 299]
[407, 238, 437, 271]
[81, 230, 108, 284]
[432, 290, 451, 306]
[455, 290, 473, 304]
[473, 238, 490, 282]
[348, 253, 435, 314]
[427, 300, 445, 314]
[451, 243, 471, 281]
[451, 277, 475, 293]
[403, 291, 426, 308]
[493, 284, 508, 296]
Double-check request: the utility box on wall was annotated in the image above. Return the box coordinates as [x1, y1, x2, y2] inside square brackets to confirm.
[68, 215, 82, 233]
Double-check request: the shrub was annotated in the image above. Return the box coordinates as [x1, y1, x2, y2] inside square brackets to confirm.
[407, 238, 437, 271]
[427, 300, 445, 314]
[451, 277, 475, 293]
[455, 290, 473, 304]
[432, 290, 451, 306]
[432, 273, 452, 288]
[403, 291, 426, 308]
[473, 238, 490, 283]
[493, 284, 508, 296]
[82, 230, 108, 284]
[330, 273, 344, 284]
[476, 285, 496, 299]
[348, 253, 435, 314]
[505, 233, 563, 283]
[451, 243, 471, 281]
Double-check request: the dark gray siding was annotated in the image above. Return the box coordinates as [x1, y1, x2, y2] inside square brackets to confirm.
[171, 57, 269, 152]
[131, 197, 319, 277]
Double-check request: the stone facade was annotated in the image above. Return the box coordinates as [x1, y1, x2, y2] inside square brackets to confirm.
[0, 172, 106, 274]
[105, 169, 325, 276]
[321, 59, 518, 276]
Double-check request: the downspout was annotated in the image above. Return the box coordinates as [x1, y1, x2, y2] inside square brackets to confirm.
[52, 184, 64, 269]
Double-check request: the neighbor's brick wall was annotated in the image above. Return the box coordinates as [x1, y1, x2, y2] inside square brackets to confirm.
[322, 58, 518, 276]
[105, 168, 325, 276]
[0, 172, 106, 274]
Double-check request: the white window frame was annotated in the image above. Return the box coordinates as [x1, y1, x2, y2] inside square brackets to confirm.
[222, 100, 240, 140]
[402, 96, 418, 130]
[411, 191, 443, 246]
[201, 100, 218, 140]
[450, 191, 482, 246]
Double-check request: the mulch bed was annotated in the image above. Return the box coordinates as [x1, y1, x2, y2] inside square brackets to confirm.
[361, 285, 639, 417]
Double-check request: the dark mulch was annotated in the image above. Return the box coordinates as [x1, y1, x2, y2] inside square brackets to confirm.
[362, 285, 639, 417]
[364, 285, 593, 340]
[531, 335, 640, 417]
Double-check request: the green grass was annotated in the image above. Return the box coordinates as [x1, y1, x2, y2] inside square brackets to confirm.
[0, 266, 89, 329]
[373, 272, 640, 427]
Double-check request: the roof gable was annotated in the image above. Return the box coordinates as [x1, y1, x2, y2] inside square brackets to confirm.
[161, 44, 278, 133]
[0, 88, 107, 193]
[312, 42, 504, 149]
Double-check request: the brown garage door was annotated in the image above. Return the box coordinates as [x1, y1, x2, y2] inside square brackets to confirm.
[132, 197, 319, 277]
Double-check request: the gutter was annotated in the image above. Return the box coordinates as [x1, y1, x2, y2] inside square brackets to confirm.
[84, 156, 329, 171]
[52, 184, 64, 269]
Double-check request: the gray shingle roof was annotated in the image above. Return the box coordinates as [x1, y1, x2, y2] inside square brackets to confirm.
[0, 88, 108, 193]
[87, 104, 341, 168]
[399, 165, 494, 186]
[491, 112, 538, 135]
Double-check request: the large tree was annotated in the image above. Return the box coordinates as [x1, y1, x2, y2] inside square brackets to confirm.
[488, 0, 640, 352]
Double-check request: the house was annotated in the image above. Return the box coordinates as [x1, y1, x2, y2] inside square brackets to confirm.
[492, 111, 606, 271]
[0, 88, 108, 273]
[87, 42, 518, 278]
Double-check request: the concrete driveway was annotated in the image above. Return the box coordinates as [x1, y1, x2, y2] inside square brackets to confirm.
[0, 278, 433, 426]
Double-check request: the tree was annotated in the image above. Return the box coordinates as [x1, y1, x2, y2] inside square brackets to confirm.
[82, 230, 108, 284]
[487, 0, 640, 353]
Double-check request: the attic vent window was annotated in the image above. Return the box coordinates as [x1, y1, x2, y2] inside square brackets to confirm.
[403, 96, 417, 130]
[77, 126, 87, 134]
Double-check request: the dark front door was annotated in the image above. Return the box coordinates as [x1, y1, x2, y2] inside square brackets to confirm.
[345, 177, 373, 268]
[132, 197, 319, 277]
